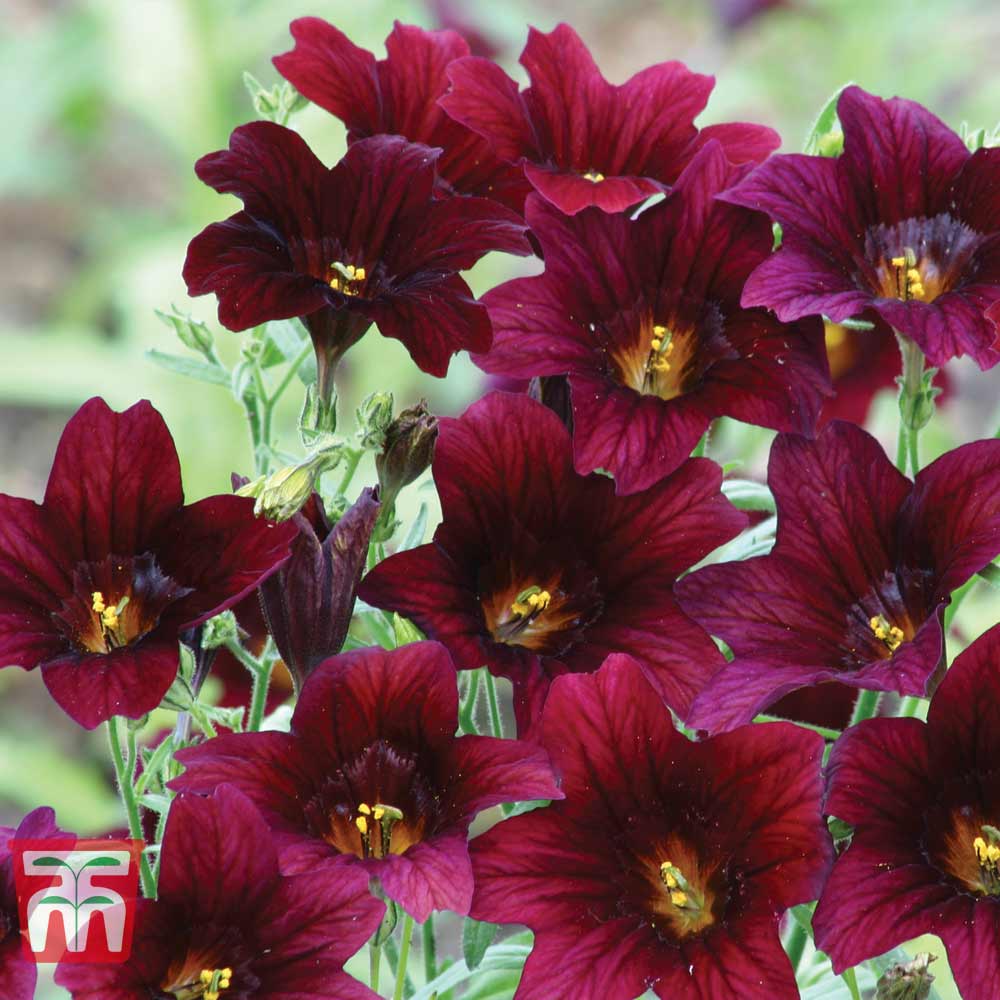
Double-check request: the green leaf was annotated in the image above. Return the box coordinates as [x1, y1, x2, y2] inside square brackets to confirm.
[147, 350, 229, 387]
[399, 502, 428, 552]
[392, 613, 424, 648]
[80, 895, 115, 906]
[39, 895, 73, 905]
[263, 319, 307, 365]
[803, 84, 852, 156]
[410, 941, 532, 1000]
[722, 479, 776, 512]
[155, 307, 215, 361]
[463, 917, 498, 971]
[80, 856, 120, 868]
[32, 857, 72, 867]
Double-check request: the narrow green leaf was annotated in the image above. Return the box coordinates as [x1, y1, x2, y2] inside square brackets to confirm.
[80, 856, 120, 868]
[463, 917, 498, 971]
[80, 895, 115, 906]
[722, 479, 776, 512]
[147, 350, 229, 387]
[38, 895, 73, 906]
[31, 857, 72, 868]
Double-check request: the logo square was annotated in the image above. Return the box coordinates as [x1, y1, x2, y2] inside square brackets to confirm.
[11, 838, 143, 964]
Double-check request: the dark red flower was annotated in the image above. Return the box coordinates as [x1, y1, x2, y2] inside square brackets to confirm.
[258, 487, 380, 693]
[724, 85, 1000, 369]
[813, 624, 1000, 1000]
[677, 420, 1000, 732]
[183, 125, 530, 399]
[358, 391, 745, 737]
[0, 398, 295, 729]
[476, 144, 830, 494]
[470, 654, 832, 1000]
[439, 22, 779, 215]
[1, 807, 69, 1000]
[56, 786, 383, 1000]
[171, 642, 560, 922]
[273, 19, 527, 210]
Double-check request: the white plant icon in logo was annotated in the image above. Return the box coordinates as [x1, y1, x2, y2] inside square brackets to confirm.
[23, 849, 131, 954]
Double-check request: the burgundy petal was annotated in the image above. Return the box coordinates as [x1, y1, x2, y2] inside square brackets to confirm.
[44, 398, 183, 563]
[0, 937, 35, 1000]
[155, 495, 295, 630]
[376, 829, 474, 921]
[902, 438, 1000, 595]
[291, 641, 459, 762]
[40, 636, 180, 729]
[836, 85, 969, 222]
[157, 786, 283, 917]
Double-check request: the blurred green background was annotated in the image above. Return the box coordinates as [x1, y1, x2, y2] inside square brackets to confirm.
[3, 0, 1000, 995]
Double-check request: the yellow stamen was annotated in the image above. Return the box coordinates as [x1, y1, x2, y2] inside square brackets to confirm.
[101, 606, 119, 630]
[511, 587, 551, 619]
[355, 815, 368, 836]
[890, 255, 906, 268]
[196, 968, 233, 1000]
[358, 803, 372, 815]
[659, 860, 702, 913]
[869, 615, 904, 652]
[670, 890, 688, 907]
[329, 261, 366, 295]
[373, 806, 385, 821]
[91, 591, 106, 613]
[583, 171, 605, 183]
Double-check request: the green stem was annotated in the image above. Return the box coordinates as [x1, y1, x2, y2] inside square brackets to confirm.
[484, 670, 504, 739]
[422, 916, 437, 988]
[337, 447, 364, 496]
[370, 941, 381, 994]
[849, 689, 882, 726]
[841, 966, 862, 1000]
[394, 915, 415, 1000]
[894, 331, 929, 475]
[248, 657, 274, 733]
[897, 696, 925, 718]
[458, 670, 482, 734]
[252, 367, 272, 474]
[107, 718, 156, 898]
[271, 341, 313, 408]
[753, 715, 842, 741]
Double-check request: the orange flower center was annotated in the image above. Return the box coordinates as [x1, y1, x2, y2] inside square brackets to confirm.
[646, 839, 719, 939]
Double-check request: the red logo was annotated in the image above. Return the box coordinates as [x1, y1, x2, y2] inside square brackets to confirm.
[11, 839, 143, 963]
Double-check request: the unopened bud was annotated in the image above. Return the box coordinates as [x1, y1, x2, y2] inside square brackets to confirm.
[897, 368, 941, 432]
[299, 382, 338, 448]
[356, 391, 395, 450]
[875, 953, 936, 1000]
[248, 449, 343, 522]
[816, 128, 844, 157]
[375, 400, 438, 503]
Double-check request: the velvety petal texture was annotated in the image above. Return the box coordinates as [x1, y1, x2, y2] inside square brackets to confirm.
[171, 642, 561, 922]
[184, 124, 529, 390]
[359, 391, 745, 737]
[57, 786, 383, 1000]
[0, 807, 67, 1000]
[441, 22, 778, 214]
[471, 655, 832, 1000]
[0, 398, 296, 728]
[725, 85, 1000, 369]
[679, 421, 1000, 731]
[477, 144, 830, 494]
[273, 19, 529, 211]
[814, 625, 1000, 1000]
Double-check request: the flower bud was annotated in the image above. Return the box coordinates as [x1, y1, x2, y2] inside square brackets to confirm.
[375, 400, 438, 504]
[299, 382, 338, 448]
[875, 953, 936, 1000]
[241, 448, 343, 522]
[356, 391, 395, 450]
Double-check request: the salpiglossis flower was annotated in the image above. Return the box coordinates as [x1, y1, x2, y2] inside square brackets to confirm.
[476, 143, 830, 494]
[678, 420, 1000, 732]
[56, 786, 383, 1000]
[813, 624, 1000, 1000]
[440, 22, 779, 215]
[171, 642, 561, 922]
[358, 391, 745, 736]
[1, 808, 69, 1000]
[724, 84, 1000, 369]
[273, 19, 529, 211]
[0, 398, 296, 729]
[184, 125, 530, 400]
[470, 654, 832, 1000]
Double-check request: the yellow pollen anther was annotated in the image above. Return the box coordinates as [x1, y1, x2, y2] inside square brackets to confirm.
[373, 806, 385, 821]
[890, 255, 906, 268]
[355, 815, 368, 836]
[659, 860, 701, 913]
[91, 591, 106, 613]
[670, 890, 688, 907]
[511, 586, 551, 618]
[583, 171, 605, 183]
[196, 967, 233, 1000]
[869, 615, 904, 652]
[329, 261, 366, 295]
[101, 606, 119, 630]
[358, 803, 372, 816]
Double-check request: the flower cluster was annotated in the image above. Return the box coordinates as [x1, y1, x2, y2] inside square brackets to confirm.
[3, 13, 1000, 1000]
